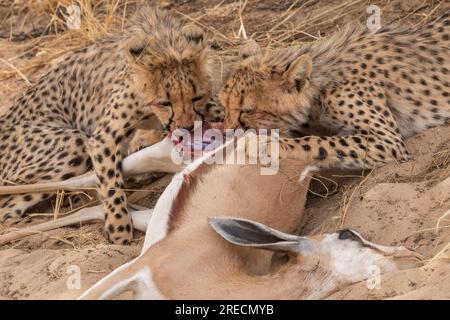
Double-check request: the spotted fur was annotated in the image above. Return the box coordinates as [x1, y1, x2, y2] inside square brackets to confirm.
[0, 8, 221, 244]
[221, 11, 450, 169]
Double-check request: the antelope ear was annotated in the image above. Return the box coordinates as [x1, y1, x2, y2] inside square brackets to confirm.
[209, 217, 315, 253]
[181, 24, 206, 46]
[284, 54, 312, 90]
[239, 39, 261, 60]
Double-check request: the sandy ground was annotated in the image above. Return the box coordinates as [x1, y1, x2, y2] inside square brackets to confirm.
[0, 0, 449, 299]
[0, 127, 448, 300]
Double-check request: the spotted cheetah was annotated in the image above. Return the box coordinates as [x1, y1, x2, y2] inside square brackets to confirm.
[220, 11, 450, 170]
[0, 8, 219, 244]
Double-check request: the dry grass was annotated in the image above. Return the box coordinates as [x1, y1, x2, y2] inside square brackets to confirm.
[415, 142, 450, 186]
[0, 0, 447, 82]
[0, 0, 449, 247]
[0, 0, 447, 204]
[0, 0, 133, 82]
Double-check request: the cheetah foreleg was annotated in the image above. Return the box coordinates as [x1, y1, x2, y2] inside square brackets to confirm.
[0, 204, 153, 246]
[0, 137, 183, 195]
[278, 134, 410, 169]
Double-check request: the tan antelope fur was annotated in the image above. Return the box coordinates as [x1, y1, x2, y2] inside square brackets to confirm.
[78, 137, 421, 300]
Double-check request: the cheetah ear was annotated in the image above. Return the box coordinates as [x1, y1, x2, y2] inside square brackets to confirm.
[181, 24, 209, 66]
[181, 24, 206, 47]
[127, 32, 149, 60]
[239, 39, 261, 60]
[126, 34, 162, 80]
[284, 54, 313, 90]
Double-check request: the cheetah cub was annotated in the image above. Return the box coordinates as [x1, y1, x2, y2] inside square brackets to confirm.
[0, 8, 217, 244]
[220, 11, 450, 169]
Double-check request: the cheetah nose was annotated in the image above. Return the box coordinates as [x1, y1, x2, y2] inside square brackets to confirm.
[178, 123, 194, 132]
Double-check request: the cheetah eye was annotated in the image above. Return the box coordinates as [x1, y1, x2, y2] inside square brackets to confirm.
[241, 106, 253, 114]
[158, 101, 172, 107]
[192, 95, 205, 103]
[129, 45, 145, 57]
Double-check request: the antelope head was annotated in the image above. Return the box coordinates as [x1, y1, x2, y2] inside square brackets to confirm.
[211, 217, 422, 299]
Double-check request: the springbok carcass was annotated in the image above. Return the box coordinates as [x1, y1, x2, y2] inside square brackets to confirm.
[78, 137, 421, 300]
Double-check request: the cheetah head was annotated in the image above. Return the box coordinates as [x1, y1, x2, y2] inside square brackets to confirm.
[220, 40, 315, 135]
[127, 23, 213, 132]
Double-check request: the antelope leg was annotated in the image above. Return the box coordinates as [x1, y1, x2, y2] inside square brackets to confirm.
[0, 205, 103, 246]
[0, 172, 97, 196]
[129, 208, 154, 232]
[122, 136, 183, 176]
[0, 205, 153, 246]
[0, 137, 183, 195]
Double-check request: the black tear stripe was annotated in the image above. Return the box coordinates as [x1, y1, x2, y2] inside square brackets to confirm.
[238, 94, 246, 128]
[189, 78, 197, 95]
[164, 89, 174, 130]
[167, 106, 174, 130]
[238, 111, 246, 128]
